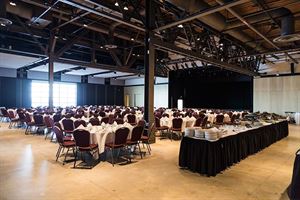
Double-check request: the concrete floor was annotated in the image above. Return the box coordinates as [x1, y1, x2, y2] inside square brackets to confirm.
[0, 122, 299, 200]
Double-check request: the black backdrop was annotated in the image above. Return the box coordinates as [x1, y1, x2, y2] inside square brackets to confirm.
[0, 76, 124, 108]
[169, 68, 253, 111]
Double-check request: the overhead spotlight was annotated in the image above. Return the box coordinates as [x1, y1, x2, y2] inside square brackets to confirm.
[123, 3, 129, 10]
[113, 77, 117, 80]
[138, 74, 141, 77]
[177, 24, 183, 28]
[114, 1, 119, 6]
[130, 37, 135, 41]
[276, 73, 279, 76]
[0, 23, 6, 27]
[62, 37, 67, 41]
[220, 43, 224, 46]
[132, 53, 136, 56]
[100, 46, 103, 49]
[9, 1, 16, 6]
[91, 75, 94, 78]
[83, 24, 88, 27]
[114, 71, 117, 74]
[137, 54, 140, 57]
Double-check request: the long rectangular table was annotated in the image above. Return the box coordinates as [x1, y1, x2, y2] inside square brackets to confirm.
[179, 121, 289, 176]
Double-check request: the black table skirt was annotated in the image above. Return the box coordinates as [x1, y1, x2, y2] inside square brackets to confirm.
[288, 149, 300, 200]
[179, 121, 289, 176]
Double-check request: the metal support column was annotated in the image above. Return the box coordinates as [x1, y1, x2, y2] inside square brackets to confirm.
[144, 0, 155, 143]
[48, 32, 55, 110]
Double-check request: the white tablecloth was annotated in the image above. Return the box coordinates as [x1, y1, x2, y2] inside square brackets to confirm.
[160, 116, 196, 131]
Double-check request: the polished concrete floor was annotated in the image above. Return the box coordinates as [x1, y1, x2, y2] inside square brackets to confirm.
[0, 122, 299, 200]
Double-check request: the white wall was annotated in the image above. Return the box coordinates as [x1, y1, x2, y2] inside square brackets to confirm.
[253, 76, 300, 115]
[124, 77, 169, 108]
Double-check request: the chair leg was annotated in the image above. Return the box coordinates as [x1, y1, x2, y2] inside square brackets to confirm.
[56, 146, 62, 161]
[111, 148, 114, 167]
[63, 148, 70, 165]
[137, 143, 143, 159]
[25, 125, 28, 135]
[73, 148, 77, 168]
[146, 143, 151, 155]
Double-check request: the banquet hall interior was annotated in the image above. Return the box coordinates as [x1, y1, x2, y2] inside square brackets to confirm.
[0, 0, 300, 199]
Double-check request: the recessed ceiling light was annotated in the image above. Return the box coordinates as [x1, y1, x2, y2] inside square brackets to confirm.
[9, 1, 16, 6]
[137, 54, 140, 57]
[197, 38, 200, 41]
[83, 24, 88, 27]
[123, 5, 129, 10]
[62, 37, 67, 41]
[132, 53, 136, 56]
[131, 38, 134, 41]
[100, 46, 103, 49]
[0, 23, 6, 27]
[114, 2, 119, 6]
[177, 24, 183, 28]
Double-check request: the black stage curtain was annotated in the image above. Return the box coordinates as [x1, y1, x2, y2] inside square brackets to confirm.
[169, 68, 253, 111]
[179, 121, 289, 176]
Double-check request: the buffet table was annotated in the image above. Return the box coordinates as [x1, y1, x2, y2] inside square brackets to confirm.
[179, 121, 289, 176]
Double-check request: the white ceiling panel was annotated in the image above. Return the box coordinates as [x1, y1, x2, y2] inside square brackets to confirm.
[0, 53, 40, 69]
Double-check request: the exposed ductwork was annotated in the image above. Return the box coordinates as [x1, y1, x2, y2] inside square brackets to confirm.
[165, 0, 264, 51]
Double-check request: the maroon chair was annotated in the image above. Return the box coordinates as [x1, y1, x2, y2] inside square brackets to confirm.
[53, 114, 62, 123]
[140, 122, 154, 155]
[74, 120, 87, 129]
[101, 117, 109, 124]
[53, 126, 75, 164]
[127, 114, 137, 126]
[73, 129, 99, 168]
[194, 117, 204, 127]
[155, 117, 168, 137]
[137, 119, 146, 128]
[89, 117, 100, 126]
[44, 115, 54, 140]
[215, 114, 224, 125]
[24, 113, 35, 135]
[62, 118, 74, 135]
[114, 118, 124, 124]
[33, 114, 45, 133]
[8, 110, 20, 129]
[0, 108, 10, 122]
[126, 126, 144, 159]
[105, 127, 130, 166]
[201, 116, 208, 128]
[99, 111, 106, 117]
[170, 118, 183, 141]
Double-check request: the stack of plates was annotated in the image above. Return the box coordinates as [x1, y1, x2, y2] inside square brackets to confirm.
[184, 128, 195, 137]
[194, 128, 205, 138]
[205, 130, 218, 141]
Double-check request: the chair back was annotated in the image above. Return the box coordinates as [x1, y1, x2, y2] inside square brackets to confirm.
[62, 118, 74, 131]
[194, 117, 203, 127]
[231, 114, 237, 123]
[8, 110, 15, 119]
[201, 116, 208, 127]
[44, 115, 54, 128]
[108, 114, 115, 124]
[18, 112, 26, 121]
[172, 118, 183, 130]
[74, 120, 87, 128]
[33, 114, 44, 125]
[53, 126, 64, 144]
[54, 122, 62, 130]
[101, 117, 109, 124]
[155, 117, 161, 128]
[73, 129, 90, 148]
[127, 114, 136, 124]
[114, 127, 130, 146]
[1, 108, 9, 117]
[99, 111, 106, 117]
[130, 126, 144, 142]
[89, 117, 100, 126]
[25, 113, 32, 123]
[216, 114, 224, 124]
[53, 114, 61, 123]
[137, 119, 146, 128]
[114, 118, 124, 124]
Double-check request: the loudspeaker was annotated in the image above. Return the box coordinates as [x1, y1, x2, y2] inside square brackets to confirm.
[291, 63, 295, 74]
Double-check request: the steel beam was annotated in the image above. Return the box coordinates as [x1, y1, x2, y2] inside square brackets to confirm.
[215, 0, 299, 64]
[154, 0, 249, 32]
[18, 57, 49, 70]
[58, 0, 145, 32]
[151, 38, 258, 76]
[56, 58, 142, 74]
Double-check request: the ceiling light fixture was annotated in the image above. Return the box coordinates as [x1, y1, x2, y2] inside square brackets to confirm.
[83, 24, 88, 27]
[0, 23, 6, 27]
[177, 24, 183, 28]
[131, 37, 134, 41]
[123, 4, 129, 10]
[114, 1, 119, 6]
[114, 71, 117, 74]
[100, 46, 103, 49]
[197, 38, 200, 41]
[9, 1, 16, 6]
